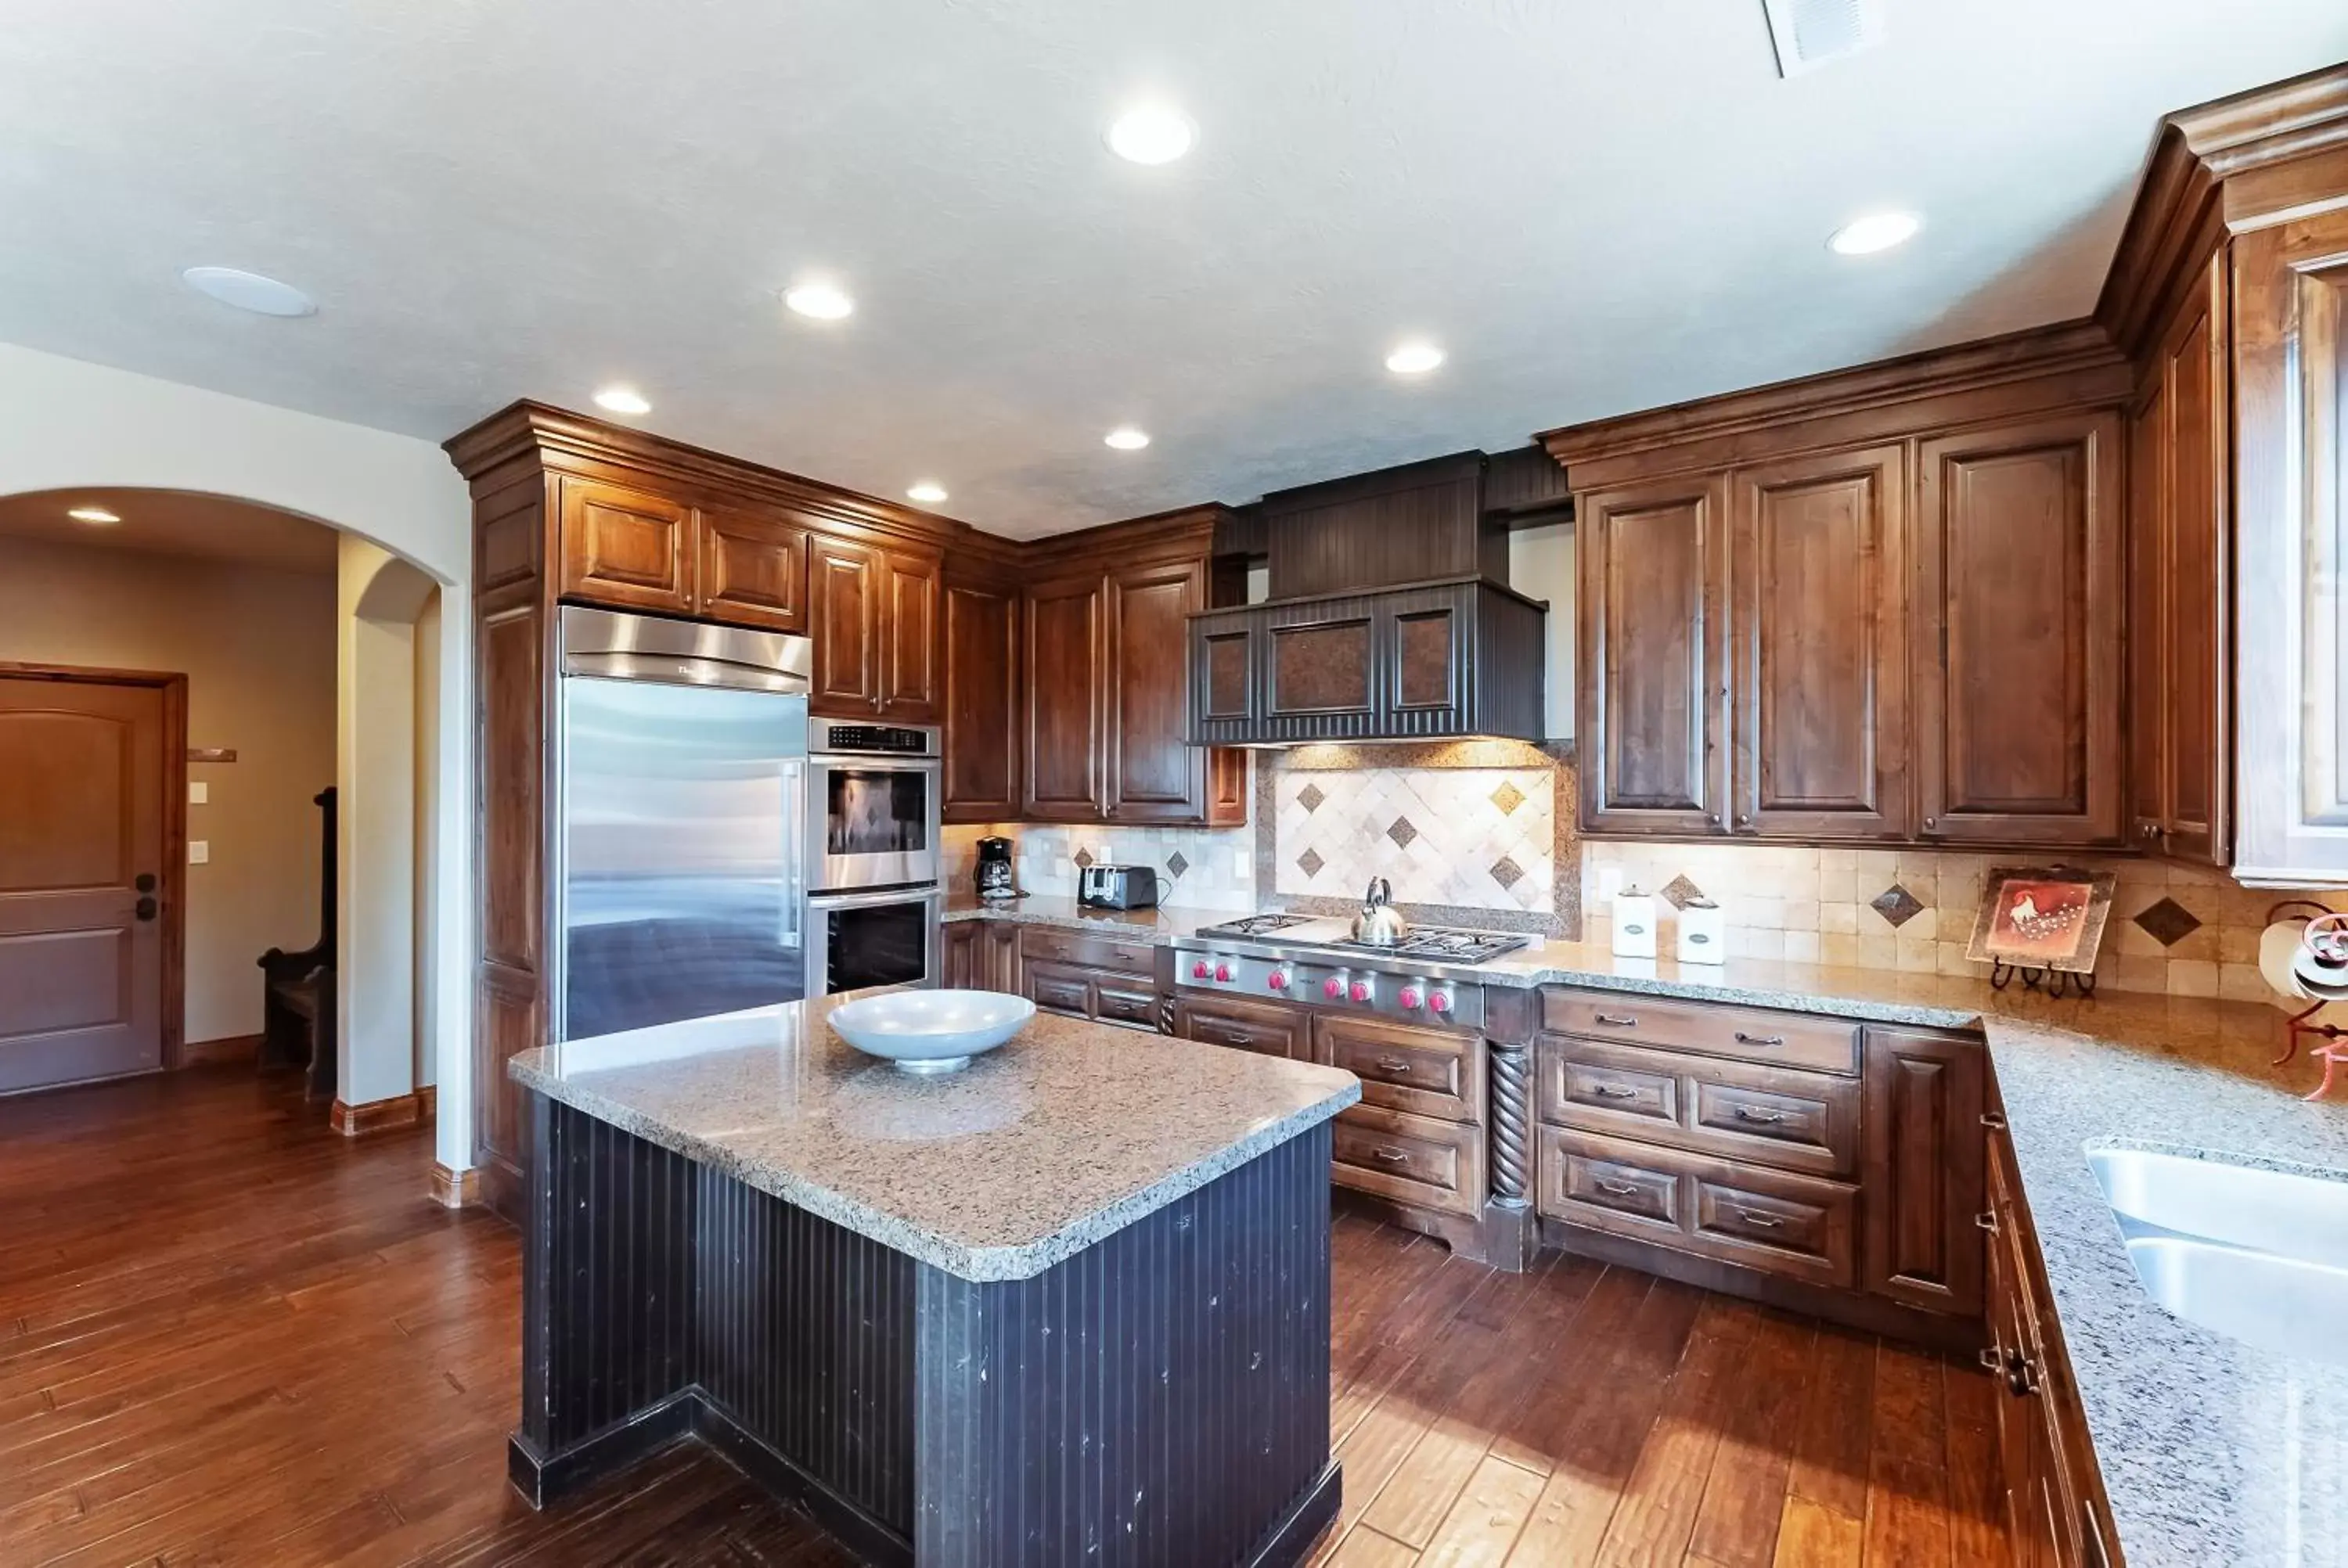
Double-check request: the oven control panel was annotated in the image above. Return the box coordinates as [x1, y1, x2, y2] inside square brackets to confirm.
[1173, 948, 1484, 1030]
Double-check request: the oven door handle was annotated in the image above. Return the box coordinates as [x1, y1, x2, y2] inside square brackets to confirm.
[806, 886, 945, 912]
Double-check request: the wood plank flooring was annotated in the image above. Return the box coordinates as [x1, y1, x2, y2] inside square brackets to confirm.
[0, 1067, 2009, 1566]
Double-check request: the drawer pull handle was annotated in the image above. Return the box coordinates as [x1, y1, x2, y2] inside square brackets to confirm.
[1731, 1106, 1792, 1125]
[1981, 1111, 2008, 1131]
[1594, 1178, 1640, 1196]
[1374, 1056, 1413, 1074]
[1589, 1084, 1640, 1100]
[1975, 1210, 1999, 1234]
[1733, 1031, 1786, 1047]
[1732, 1207, 1783, 1228]
[1593, 1012, 1640, 1028]
[1371, 1146, 1410, 1164]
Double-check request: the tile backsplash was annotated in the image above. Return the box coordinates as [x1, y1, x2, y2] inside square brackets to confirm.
[1581, 840, 2328, 1001]
[942, 823, 1257, 911]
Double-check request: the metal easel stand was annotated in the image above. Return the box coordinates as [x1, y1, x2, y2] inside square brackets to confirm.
[1989, 960, 2095, 999]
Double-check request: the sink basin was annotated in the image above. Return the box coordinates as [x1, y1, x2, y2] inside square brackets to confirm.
[2087, 1147, 2348, 1366]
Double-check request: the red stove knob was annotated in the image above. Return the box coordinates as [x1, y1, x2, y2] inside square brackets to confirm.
[1398, 985, 1424, 1010]
[1349, 979, 1374, 1004]
[1214, 961, 1234, 983]
[1428, 988, 1454, 1015]
[1323, 975, 1345, 1000]
[1191, 958, 1212, 980]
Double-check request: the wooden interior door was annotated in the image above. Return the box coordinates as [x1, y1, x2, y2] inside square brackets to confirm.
[0, 674, 171, 1094]
[1731, 445, 1910, 839]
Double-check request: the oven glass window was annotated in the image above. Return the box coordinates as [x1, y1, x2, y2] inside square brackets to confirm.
[827, 771, 931, 858]
[825, 901, 931, 993]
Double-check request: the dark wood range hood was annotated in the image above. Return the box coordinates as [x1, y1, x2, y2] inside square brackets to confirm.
[1185, 451, 1553, 746]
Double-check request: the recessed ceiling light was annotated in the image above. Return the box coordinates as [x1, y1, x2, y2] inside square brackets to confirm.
[67, 505, 121, 525]
[179, 266, 317, 318]
[592, 387, 652, 415]
[1106, 104, 1196, 165]
[1828, 211, 1921, 256]
[906, 481, 949, 505]
[1385, 342, 1445, 376]
[1104, 427, 1151, 451]
[783, 282, 855, 321]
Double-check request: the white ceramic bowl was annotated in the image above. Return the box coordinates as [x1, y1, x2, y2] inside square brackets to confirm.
[826, 990, 1036, 1074]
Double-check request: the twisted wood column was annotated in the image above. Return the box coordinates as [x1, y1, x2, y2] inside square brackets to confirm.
[1488, 1039, 1532, 1203]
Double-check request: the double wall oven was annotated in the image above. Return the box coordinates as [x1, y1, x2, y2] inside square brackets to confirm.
[804, 717, 944, 995]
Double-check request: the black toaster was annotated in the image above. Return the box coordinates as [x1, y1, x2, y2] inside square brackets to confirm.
[1079, 864, 1160, 910]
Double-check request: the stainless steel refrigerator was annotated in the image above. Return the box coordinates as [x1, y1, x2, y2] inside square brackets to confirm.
[554, 606, 810, 1042]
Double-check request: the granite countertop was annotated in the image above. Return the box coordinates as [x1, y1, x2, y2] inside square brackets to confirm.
[941, 890, 1238, 937]
[945, 899, 2348, 1563]
[509, 994, 1357, 1284]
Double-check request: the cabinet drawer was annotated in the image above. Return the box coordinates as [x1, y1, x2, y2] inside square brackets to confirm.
[1022, 960, 1095, 1018]
[1315, 1014, 1482, 1124]
[1540, 1036, 1859, 1178]
[1331, 1105, 1480, 1218]
[1094, 981, 1161, 1032]
[1541, 988, 1860, 1076]
[1537, 1127, 1856, 1289]
[1017, 926, 1156, 978]
[1176, 994, 1308, 1059]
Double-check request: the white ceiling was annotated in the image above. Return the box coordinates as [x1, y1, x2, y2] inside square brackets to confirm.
[2, 2, 2343, 539]
[0, 488, 339, 574]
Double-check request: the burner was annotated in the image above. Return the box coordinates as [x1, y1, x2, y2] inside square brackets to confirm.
[1196, 913, 1315, 939]
[1333, 926, 1530, 963]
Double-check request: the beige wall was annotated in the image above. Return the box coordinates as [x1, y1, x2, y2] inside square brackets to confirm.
[0, 535, 337, 1043]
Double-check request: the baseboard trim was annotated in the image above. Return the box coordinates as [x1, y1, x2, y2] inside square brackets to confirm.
[180, 1034, 262, 1068]
[430, 1161, 481, 1208]
[416, 1083, 438, 1120]
[330, 1091, 427, 1138]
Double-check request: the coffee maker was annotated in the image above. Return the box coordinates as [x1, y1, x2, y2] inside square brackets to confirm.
[974, 836, 1017, 902]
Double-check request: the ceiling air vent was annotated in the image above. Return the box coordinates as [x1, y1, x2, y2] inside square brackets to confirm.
[1761, 0, 1885, 77]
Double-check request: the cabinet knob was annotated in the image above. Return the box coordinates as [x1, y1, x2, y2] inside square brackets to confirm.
[1922, 815, 1938, 830]
[1734, 812, 1752, 828]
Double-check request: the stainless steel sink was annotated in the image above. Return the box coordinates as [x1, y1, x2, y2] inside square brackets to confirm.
[2087, 1147, 2348, 1367]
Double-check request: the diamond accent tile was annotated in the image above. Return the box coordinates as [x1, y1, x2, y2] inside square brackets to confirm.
[1489, 780, 1526, 816]
[1386, 816, 1418, 850]
[1296, 782, 1326, 813]
[2133, 895, 2202, 948]
[1489, 856, 1524, 890]
[1165, 851, 1188, 880]
[1871, 883, 1925, 929]
[1659, 873, 1709, 911]
[1295, 847, 1325, 879]
[1072, 849, 1093, 870]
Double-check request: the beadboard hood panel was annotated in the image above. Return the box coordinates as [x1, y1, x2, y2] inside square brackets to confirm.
[1186, 453, 1550, 746]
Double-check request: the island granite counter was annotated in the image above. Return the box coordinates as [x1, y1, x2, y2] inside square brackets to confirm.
[506, 994, 1359, 1567]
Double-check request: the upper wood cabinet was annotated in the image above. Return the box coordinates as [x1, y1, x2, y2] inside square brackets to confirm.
[698, 505, 808, 634]
[807, 533, 942, 722]
[1731, 447, 1910, 840]
[1022, 573, 1107, 818]
[942, 577, 1021, 823]
[1107, 559, 1212, 822]
[1577, 477, 1727, 835]
[1912, 412, 2124, 847]
[556, 477, 695, 615]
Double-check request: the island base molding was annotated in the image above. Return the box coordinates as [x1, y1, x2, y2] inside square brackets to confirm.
[514, 1094, 1342, 1566]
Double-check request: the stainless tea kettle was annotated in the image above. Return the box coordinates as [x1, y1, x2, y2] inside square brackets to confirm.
[1351, 877, 1410, 946]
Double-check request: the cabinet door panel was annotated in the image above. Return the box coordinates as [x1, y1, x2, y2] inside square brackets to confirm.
[942, 580, 1020, 822]
[1914, 414, 2123, 845]
[557, 477, 693, 613]
[878, 548, 941, 723]
[1269, 620, 1374, 717]
[808, 534, 880, 716]
[1579, 477, 1727, 833]
[1175, 994, 1309, 1059]
[1732, 446, 1909, 839]
[1108, 559, 1206, 819]
[697, 506, 807, 632]
[1023, 576, 1104, 816]
[1862, 1028, 1986, 1316]
[2162, 299, 2225, 862]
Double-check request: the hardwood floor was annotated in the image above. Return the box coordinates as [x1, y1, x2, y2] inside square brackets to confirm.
[0, 1068, 2008, 1566]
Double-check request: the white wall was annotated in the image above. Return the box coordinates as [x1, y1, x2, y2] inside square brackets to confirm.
[0, 536, 337, 1041]
[0, 342, 477, 1172]
[1507, 520, 1575, 741]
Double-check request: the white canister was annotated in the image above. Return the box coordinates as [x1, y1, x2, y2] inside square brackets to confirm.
[1676, 897, 1727, 965]
[1612, 886, 1659, 959]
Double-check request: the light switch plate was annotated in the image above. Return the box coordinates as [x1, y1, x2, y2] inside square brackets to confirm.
[188, 840, 211, 865]
[188, 782, 208, 805]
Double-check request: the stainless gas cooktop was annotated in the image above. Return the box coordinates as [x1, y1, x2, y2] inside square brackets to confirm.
[1190, 914, 1529, 966]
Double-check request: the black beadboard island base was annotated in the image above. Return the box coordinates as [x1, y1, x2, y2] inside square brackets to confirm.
[511, 1092, 1342, 1566]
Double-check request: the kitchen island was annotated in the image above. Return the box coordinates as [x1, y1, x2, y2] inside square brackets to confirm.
[505, 995, 1359, 1567]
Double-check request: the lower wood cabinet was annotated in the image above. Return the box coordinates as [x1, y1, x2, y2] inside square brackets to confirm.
[1172, 993, 1309, 1059]
[942, 920, 1019, 994]
[1013, 926, 1160, 1031]
[1863, 1027, 1987, 1316]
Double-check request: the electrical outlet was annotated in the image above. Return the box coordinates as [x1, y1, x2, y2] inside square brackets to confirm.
[188, 840, 211, 865]
[188, 781, 208, 805]
[1233, 849, 1251, 879]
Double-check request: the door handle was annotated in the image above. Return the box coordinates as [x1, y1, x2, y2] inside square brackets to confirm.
[135, 896, 158, 922]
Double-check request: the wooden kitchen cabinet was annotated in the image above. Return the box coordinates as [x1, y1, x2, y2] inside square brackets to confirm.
[1021, 572, 1107, 817]
[943, 920, 1020, 994]
[1172, 993, 1310, 1059]
[556, 475, 697, 615]
[697, 504, 808, 634]
[942, 576, 1021, 822]
[808, 533, 941, 722]
[1861, 1027, 1986, 1317]
[1913, 411, 2126, 847]
[1107, 558, 1220, 822]
[1730, 445, 1911, 840]
[1576, 476, 1729, 835]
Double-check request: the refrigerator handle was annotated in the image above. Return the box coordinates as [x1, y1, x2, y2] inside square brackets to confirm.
[782, 759, 807, 949]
